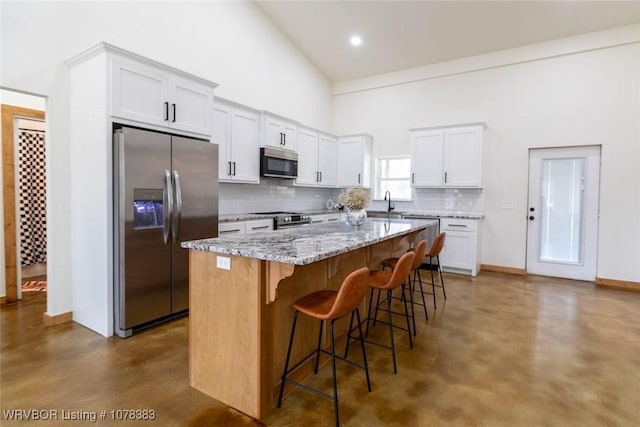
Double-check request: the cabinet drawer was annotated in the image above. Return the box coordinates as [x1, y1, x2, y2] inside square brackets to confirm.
[440, 218, 477, 232]
[245, 219, 273, 234]
[219, 222, 246, 235]
[325, 213, 340, 223]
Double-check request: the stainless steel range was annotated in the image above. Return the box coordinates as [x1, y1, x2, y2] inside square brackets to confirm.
[254, 211, 311, 229]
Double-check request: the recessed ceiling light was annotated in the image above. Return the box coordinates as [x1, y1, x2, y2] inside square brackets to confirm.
[350, 35, 362, 47]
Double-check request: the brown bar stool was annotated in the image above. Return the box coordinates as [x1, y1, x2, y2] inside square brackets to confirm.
[380, 239, 429, 334]
[277, 267, 371, 427]
[358, 251, 415, 374]
[422, 232, 447, 309]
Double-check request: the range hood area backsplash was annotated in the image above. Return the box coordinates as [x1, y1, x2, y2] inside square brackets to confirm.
[219, 182, 485, 216]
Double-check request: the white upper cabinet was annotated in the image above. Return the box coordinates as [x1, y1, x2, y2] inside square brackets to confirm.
[111, 54, 215, 135]
[296, 127, 337, 187]
[262, 112, 297, 151]
[410, 123, 485, 188]
[214, 98, 260, 183]
[337, 134, 373, 188]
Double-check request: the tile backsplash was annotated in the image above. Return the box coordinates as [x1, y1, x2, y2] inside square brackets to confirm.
[219, 180, 341, 214]
[220, 181, 484, 216]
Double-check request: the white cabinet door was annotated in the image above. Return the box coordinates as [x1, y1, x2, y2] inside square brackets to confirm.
[214, 105, 232, 180]
[324, 213, 340, 223]
[244, 219, 273, 234]
[296, 127, 320, 185]
[443, 126, 482, 187]
[263, 114, 297, 151]
[411, 129, 444, 187]
[440, 231, 473, 270]
[309, 215, 325, 225]
[170, 75, 214, 135]
[337, 135, 372, 188]
[111, 56, 169, 127]
[318, 134, 337, 187]
[215, 100, 260, 183]
[230, 109, 259, 183]
[111, 55, 215, 135]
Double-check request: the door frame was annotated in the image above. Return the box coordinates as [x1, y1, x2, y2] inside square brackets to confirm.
[525, 145, 601, 281]
[2, 104, 45, 303]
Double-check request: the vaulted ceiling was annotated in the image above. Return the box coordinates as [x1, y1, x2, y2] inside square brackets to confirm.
[256, 1, 640, 82]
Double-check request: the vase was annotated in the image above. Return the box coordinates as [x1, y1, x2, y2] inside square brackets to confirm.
[345, 209, 367, 227]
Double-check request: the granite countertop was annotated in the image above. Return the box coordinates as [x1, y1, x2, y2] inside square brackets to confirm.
[182, 218, 437, 265]
[397, 211, 485, 219]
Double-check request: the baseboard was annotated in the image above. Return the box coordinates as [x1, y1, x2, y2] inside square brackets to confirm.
[43, 311, 73, 326]
[596, 277, 640, 292]
[0, 296, 5, 305]
[481, 264, 526, 275]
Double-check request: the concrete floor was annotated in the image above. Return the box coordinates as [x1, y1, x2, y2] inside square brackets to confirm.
[2, 271, 640, 426]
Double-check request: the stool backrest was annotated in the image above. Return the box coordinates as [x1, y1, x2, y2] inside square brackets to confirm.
[426, 232, 446, 257]
[327, 267, 370, 319]
[412, 240, 428, 270]
[386, 251, 415, 290]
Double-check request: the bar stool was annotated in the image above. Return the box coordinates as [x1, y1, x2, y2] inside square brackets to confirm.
[422, 232, 447, 309]
[359, 251, 415, 374]
[380, 239, 429, 334]
[277, 267, 371, 427]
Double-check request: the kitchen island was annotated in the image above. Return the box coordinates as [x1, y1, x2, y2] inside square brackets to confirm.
[181, 218, 436, 419]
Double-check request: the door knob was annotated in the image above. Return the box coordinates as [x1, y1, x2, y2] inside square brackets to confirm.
[529, 207, 535, 212]
[529, 215, 535, 221]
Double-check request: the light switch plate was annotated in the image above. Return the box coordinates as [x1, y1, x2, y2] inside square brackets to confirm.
[216, 256, 231, 270]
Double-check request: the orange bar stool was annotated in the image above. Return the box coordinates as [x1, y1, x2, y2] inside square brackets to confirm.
[380, 239, 429, 334]
[359, 251, 415, 374]
[277, 267, 371, 427]
[422, 232, 447, 309]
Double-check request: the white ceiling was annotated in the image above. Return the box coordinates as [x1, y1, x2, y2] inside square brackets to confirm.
[256, 1, 640, 82]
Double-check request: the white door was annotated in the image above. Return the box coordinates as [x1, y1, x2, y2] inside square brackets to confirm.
[296, 128, 319, 185]
[229, 108, 259, 183]
[337, 139, 362, 187]
[318, 134, 337, 186]
[443, 126, 482, 187]
[526, 146, 600, 281]
[410, 129, 444, 187]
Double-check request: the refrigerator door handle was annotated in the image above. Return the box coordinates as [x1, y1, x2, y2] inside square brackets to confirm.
[172, 170, 183, 243]
[163, 170, 173, 244]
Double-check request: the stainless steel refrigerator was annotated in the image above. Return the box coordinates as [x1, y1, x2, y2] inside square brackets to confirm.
[113, 125, 218, 337]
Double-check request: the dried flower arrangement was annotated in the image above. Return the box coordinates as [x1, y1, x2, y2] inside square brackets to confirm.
[337, 187, 370, 210]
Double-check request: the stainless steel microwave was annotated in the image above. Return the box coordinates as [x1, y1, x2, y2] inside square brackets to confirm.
[260, 147, 298, 179]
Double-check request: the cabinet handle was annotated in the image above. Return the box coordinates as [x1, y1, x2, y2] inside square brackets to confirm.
[358, 173, 361, 184]
[220, 229, 241, 234]
[412, 172, 415, 183]
[447, 224, 467, 228]
[444, 171, 448, 183]
[284, 133, 286, 145]
[251, 225, 270, 230]
[319, 171, 322, 182]
[232, 162, 236, 176]
[164, 102, 169, 121]
[171, 103, 176, 122]
[280, 132, 284, 145]
[228, 161, 232, 176]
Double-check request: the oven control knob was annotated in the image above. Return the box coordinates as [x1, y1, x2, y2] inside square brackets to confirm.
[284, 217, 290, 222]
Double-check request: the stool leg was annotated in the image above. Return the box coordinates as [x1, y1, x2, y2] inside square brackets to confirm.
[407, 274, 416, 335]
[386, 290, 397, 374]
[401, 283, 413, 350]
[344, 310, 355, 359]
[437, 255, 447, 300]
[430, 256, 437, 309]
[365, 288, 375, 338]
[278, 310, 299, 407]
[329, 320, 339, 427]
[355, 308, 371, 392]
[373, 289, 382, 326]
[314, 320, 324, 374]
[416, 269, 429, 321]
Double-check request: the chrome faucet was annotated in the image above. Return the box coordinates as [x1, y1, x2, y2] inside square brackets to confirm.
[384, 191, 394, 212]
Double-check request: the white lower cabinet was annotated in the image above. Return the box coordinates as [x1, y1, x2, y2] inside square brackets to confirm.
[219, 219, 274, 236]
[219, 222, 246, 236]
[439, 218, 481, 276]
[309, 213, 341, 225]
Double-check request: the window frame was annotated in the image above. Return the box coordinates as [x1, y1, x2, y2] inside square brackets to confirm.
[374, 155, 413, 201]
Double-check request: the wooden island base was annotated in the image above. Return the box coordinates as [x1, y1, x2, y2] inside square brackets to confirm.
[188, 231, 419, 419]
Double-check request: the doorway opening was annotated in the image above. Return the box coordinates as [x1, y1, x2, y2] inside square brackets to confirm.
[2, 100, 46, 304]
[526, 146, 601, 281]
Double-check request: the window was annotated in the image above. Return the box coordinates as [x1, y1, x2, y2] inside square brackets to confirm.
[375, 156, 412, 200]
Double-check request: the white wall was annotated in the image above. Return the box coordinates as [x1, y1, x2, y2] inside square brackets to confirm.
[332, 32, 640, 282]
[1, 1, 332, 331]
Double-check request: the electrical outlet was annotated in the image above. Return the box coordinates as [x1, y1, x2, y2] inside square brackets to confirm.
[501, 201, 514, 209]
[216, 256, 231, 270]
